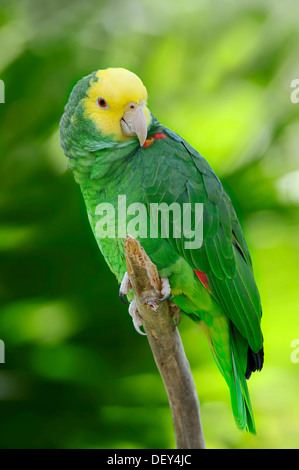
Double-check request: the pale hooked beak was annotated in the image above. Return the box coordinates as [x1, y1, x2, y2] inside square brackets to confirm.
[120, 102, 147, 146]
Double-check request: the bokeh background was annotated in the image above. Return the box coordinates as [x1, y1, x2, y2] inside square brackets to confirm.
[0, 0, 299, 449]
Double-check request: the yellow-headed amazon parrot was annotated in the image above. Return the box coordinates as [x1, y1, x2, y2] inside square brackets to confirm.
[60, 68, 264, 433]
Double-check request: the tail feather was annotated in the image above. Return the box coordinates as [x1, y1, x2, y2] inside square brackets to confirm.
[206, 316, 257, 433]
[230, 342, 256, 433]
[230, 326, 256, 433]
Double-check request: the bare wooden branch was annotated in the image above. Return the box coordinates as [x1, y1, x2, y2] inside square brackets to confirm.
[124, 235, 205, 449]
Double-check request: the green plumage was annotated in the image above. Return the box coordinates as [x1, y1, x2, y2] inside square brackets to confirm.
[60, 71, 264, 433]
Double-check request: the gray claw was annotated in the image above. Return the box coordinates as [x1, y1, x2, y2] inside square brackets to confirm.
[129, 299, 147, 336]
[157, 292, 171, 302]
[119, 288, 129, 305]
[157, 277, 171, 302]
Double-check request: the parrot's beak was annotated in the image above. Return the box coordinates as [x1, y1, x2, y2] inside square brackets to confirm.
[120, 102, 147, 147]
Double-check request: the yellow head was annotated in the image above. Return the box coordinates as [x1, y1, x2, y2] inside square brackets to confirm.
[82, 68, 152, 145]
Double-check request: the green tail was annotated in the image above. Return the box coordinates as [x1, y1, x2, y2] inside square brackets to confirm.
[206, 315, 256, 433]
[229, 326, 256, 433]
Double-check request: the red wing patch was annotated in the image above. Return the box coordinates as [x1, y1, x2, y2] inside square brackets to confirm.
[194, 270, 212, 293]
[152, 132, 168, 140]
[143, 132, 169, 147]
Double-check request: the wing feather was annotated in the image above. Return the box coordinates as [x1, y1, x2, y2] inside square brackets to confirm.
[143, 125, 263, 353]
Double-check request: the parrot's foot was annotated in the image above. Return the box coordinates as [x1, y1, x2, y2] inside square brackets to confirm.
[129, 299, 146, 336]
[119, 272, 132, 305]
[122, 274, 178, 334]
[157, 277, 172, 302]
[157, 277, 180, 327]
[169, 301, 181, 327]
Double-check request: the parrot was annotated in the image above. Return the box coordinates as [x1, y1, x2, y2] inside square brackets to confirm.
[60, 67, 264, 434]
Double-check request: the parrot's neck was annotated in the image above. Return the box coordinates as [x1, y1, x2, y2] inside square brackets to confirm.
[68, 114, 161, 190]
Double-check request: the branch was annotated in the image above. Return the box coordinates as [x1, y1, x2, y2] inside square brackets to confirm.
[124, 235, 205, 449]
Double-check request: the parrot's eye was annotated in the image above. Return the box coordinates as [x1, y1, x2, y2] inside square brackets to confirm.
[97, 97, 109, 109]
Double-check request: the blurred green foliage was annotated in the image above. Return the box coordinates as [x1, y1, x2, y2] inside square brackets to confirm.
[0, 0, 299, 449]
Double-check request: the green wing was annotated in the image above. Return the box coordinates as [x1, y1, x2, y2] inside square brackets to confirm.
[143, 125, 263, 355]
